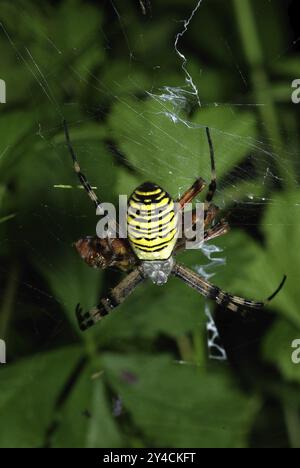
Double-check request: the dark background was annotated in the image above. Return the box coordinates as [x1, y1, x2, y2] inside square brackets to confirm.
[0, 0, 300, 448]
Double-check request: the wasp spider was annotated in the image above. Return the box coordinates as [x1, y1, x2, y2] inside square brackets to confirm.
[63, 120, 286, 331]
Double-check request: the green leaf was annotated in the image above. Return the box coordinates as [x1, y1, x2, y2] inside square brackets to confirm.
[0, 213, 16, 224]
[0, 346, 82, 448]
[52, 0, 104, 54]
[272, 58, 300, 78]
[52, 362, 123, 448]
[208, 191, 300, 327]
[96, 276, 205, 346]
[263, 319, 300, 385]
[210, 225, 292, 324]
[0, 112, 35, 173]
[196, 228, 269, 303]
[192, 107, 258, 180]
[261, 191, 300, 327]
[101, 63, 152, 100]
[108, 97, 257, 197]
[102, 353, 258, 448]
[36, 247, 103, 336]
[15, 123, 118, 337]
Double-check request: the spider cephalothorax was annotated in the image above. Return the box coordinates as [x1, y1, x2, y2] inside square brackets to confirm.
[63, 120, 286, 332]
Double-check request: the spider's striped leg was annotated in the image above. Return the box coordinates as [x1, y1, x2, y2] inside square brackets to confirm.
[76, 267, 145, 331]
[204, 127, 217, 206]
[63, 119, 119, 235]
[204, 219, 230, 242]
[63, 120, 101, 210]
[175, 205, 227, 253]
[204, 203, 220, 227]
[177, 178, 207, 209]
[177, 127, 217, 210]
[176, 127, 217, 248]
[188, 203, 220, 231]
[172, 263, 286, 313]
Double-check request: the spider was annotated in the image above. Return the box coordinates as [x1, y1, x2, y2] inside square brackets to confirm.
[63, 120, 286, 331]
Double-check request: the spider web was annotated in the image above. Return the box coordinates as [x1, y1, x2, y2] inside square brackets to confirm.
[0, 0, 299, 364]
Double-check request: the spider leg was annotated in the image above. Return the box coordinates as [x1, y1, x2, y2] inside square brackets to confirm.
[204, 203, 220, 228]
[177, 127, 217, 210]
[204, 127, 217, 206]
[76, 267, 144, 331]
[172, 263, 286, 313]
[175, 205, 228, 253]
[186, 203, 220, 230]
[204, 219, 230, 242]
[63, 120, 102, 210]
[177, 178, 207, 209]
[176, 127, 217, 252]
[63, 119, 119, 237]
[176, 128, 217, 250]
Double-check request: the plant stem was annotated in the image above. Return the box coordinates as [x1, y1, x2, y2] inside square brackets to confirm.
[0, 261, 20, 339]
[284, 403, 300, 449]
[192, 328, 206, 368]
[232, 0, 295, 189]
[176, 334, 194, 364]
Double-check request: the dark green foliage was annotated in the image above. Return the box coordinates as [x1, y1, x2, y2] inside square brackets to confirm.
[0, 0, 299, 448]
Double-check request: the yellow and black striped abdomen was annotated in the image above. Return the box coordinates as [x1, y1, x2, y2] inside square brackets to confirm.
[127, 182, 178, 261]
